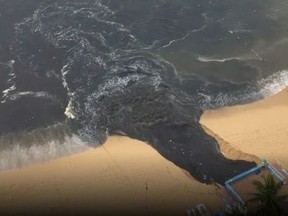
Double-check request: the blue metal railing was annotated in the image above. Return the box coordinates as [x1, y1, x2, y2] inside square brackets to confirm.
[224, 162, 285, 205]
[226, 164, 264, 185]
[266, 164, 286, 183]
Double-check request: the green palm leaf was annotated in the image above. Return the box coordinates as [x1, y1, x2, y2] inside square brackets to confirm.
[247, 174, 288, 216]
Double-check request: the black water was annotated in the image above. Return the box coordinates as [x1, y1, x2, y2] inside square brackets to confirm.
[1, 0, 288, 184]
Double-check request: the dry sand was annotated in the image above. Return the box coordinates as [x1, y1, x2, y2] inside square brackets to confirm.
[201, 88, 288, 166]
[0, 136, 223, 216]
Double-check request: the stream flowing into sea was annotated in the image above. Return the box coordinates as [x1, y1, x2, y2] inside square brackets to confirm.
[1, 0, 288, 184]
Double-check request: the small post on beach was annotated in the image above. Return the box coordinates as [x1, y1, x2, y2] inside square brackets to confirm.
[145, 182, 148, 212]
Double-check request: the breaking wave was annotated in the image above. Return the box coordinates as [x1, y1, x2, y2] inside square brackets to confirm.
[200, 70, 288, 109]
[0, 123, 89, 171]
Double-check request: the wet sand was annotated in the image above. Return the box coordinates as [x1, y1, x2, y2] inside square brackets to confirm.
[0, 136, 223, 216]
[201, 88, 288, 166]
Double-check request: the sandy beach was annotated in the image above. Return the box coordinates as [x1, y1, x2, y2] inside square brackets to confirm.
[1, 89, 288, 216]
[201, 88, 288, 166]
[2, 1, 288, 216]
[0, 136, 223, 216]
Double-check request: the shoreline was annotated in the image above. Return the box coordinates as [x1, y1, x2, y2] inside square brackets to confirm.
[201, 87, 288, 166]
[1, 87, 287, 215]
[201, 124, 261, 163]
[0, 135, 223, 216]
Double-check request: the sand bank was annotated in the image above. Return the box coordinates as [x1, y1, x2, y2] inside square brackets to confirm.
[201, 88, 288, 166]
[0, 136, 223, 216]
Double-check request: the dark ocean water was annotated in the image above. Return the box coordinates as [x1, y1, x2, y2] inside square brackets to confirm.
[1, 0, 288, 184]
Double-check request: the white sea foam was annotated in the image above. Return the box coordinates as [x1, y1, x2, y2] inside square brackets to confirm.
[1, 84, 16, 103]
[7, 60, 15, 67]
[65, 99, 76, 119]
[197, 55, 245, 63]
[228, 29, 253, 34]
[0, 135, 90, 171]
[3, 91, 55, 102]
[161, 32, 192, 49]
[201, 70, 288, 109]
[61, 63, 75, 119]
[94, 75, 142, 100]
[2, 85, 16, 97]
[1, 60, 17, 103]
[257, 70, 288, 97]
[161, 13, 208, 49]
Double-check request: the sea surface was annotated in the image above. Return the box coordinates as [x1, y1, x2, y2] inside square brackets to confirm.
[1, 0, 288, 184]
